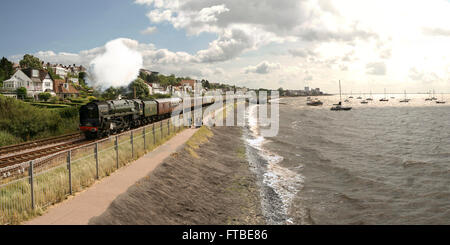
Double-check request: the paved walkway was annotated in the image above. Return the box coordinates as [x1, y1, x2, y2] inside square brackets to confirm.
[25, 128, 198, 225]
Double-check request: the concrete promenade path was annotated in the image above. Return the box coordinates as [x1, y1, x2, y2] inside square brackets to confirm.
[25, 128, 198, 225]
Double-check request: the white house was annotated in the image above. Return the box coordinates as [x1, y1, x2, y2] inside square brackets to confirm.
[149, 83, 168, 95]
[2, 70, 32, 91]
[2, 68, 55, 99]
[69, 77, 79, 85]
[53, 66, 68, 78]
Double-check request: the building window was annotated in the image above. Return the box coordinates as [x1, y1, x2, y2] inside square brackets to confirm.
[45, 82, 51, 87]
[32, 70, 39, 77]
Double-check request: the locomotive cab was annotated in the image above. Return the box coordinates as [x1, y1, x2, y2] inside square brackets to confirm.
[80, 103, 101, 139]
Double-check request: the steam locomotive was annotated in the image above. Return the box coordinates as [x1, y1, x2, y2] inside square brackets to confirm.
[79, 97, 212, 139]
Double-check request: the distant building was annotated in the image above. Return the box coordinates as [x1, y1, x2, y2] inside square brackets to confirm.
[69, 77, 79, 85]
[53, 79, 79, 98]
[140, 69, 159, 76]
[53, 66, 68, 78]
[180, 79, 197, 93]
[148, 83, 167, 95]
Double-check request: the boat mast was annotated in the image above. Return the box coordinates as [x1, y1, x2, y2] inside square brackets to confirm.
[339, 80, 342, 102]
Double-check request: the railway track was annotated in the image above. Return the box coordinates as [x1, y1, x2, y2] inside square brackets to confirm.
[0, 105, 210, 178]
[0, 132, 83, 156]
[0, 139, 94, 169]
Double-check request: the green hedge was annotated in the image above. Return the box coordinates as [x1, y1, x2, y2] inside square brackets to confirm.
[0, 130, 22, 146]
[29, 103, 71, 109]
[0, 95, 79, 146]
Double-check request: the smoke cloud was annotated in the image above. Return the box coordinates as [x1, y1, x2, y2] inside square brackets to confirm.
[88, 38, 143, 89]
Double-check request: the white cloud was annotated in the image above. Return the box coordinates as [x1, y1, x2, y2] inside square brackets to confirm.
[244, 61, 281, 74]
[141, 26, 158, 35]
[366, 62, 386, 76]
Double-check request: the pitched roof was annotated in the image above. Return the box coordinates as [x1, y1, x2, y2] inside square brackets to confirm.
[53, 79, 79, 94]
[21, 68, 52, 82]
[181, 80, 196, 87]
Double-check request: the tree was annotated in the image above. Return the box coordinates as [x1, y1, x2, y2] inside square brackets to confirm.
[278, 87, 284, 96]
[0, 57, 14, 84]
[46, 67, 61, 80]
[148, 73, 159, 83]
[128, 78, 149, 99]
[19, 54, 43, 70]
[158, 74, 169, 88]
[201, 79, 211, 89]
[102, 87, 120, 100]
[38, 92, 51, 102]
[16, 87, 27, 100]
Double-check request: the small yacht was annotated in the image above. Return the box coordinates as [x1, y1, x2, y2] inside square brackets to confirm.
[380, 88, 389, 102]
[425, 90, 432, 101]
[399, 90, 410, 103]
[307, 98, 323, 106]
[436, 93, 446, 104]
[366, 90, 373, 101]
[331, 80, 352, 111]
[431, 89, 438, 100]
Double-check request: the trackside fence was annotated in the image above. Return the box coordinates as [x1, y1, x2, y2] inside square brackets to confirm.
[0, 115, 185, 225]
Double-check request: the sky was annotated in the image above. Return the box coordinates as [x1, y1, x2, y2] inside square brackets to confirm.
[1, 0, 450, 93]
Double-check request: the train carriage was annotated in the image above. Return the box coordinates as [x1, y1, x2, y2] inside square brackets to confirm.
[79, 95, 210, 139]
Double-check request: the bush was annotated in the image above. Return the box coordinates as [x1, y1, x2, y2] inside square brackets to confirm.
[38, 92, 51, 102]
[0, 130, 22, 147]
[70, 97, 87, 104]
[0, 95, 79, 143]
[16, 87, 27, 99]
[49, 96, 59, 104]
[87, 96, 97, 102]
[57, 106, 79, 119]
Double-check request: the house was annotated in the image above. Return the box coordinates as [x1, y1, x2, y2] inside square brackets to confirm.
[69, 77, 79, 85]
[53, 66, 68, 78]
[2, 68, 54, 99]
[180, 79, 197, 93]
[148, 83, 167, 95]
[140, 69, 159, 76]
[53, 79, 79, 98]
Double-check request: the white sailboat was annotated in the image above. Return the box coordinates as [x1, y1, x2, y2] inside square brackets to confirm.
[380, 88, 389, 101]
[366, 90, 373, 101]
[431, 89, 438, 100]
[399, 90, 410, 103]
[361, 93, 368, 104]
[331, 80, 352, 111]
[425, 90, 432, 101]
[436, 93, 446, 104]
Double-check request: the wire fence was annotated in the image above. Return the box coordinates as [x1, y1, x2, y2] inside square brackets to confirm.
[0, 115, 185, 225]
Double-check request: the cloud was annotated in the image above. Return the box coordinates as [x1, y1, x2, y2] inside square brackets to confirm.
[304, 75, 313, 81]
[196, 28, 254, 63]
[244, 61, 281, 74]
[135, 0, 380, 64]
[365, 62, 386, 76]
[422, 27, 450, 37]
[288, 48, 317, 58]
[141, 26, 158, 35]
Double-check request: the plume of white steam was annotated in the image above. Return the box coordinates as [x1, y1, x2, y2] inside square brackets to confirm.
[88, 38, 143, 89]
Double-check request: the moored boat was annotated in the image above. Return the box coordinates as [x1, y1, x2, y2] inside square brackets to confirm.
[331, 80, 352, 111]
